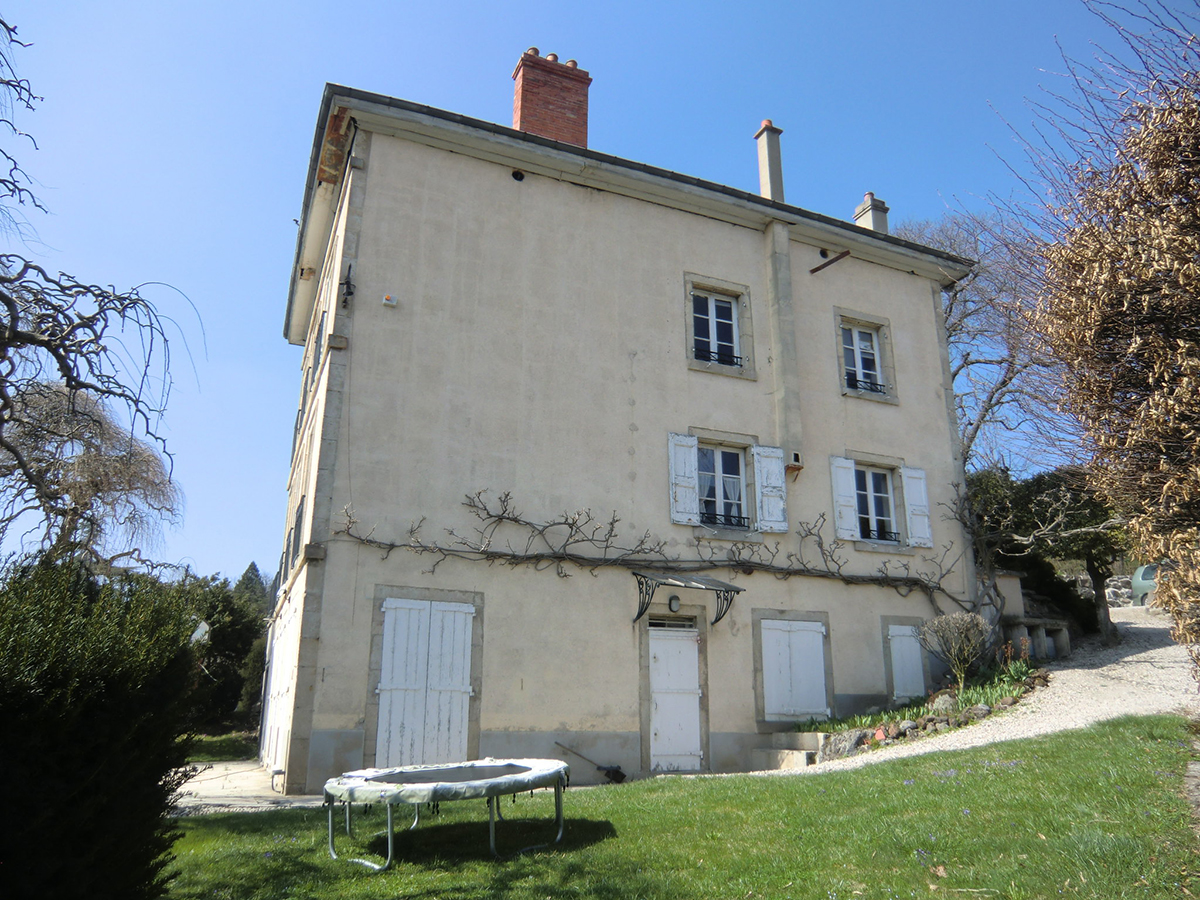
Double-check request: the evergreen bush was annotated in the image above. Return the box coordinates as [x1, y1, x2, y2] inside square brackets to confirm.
[0, 559, 196, 900]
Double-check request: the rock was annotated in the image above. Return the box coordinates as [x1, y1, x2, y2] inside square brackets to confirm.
[996, 696, 1017, 708]
[966, 704, 992, 719]
[930, 693, 957, 714]
[823, 729, 872, 760]
[897, 719, 918, 735]
[873, 727, 887, 742]
[935, 723, 950, 732]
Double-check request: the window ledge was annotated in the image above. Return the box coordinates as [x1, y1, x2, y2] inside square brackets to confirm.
[688, 357, 757, 381]
[840, 386, 899, 405]
[852, 540, 917, 555]
[692, 526, 764, 544]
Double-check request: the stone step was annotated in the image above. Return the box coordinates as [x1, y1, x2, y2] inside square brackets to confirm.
[750, 748, 817, 771]
[770, 731, 829, 752]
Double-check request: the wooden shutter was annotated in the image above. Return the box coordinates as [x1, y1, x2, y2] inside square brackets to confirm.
[752, 444, 788, 533]
[423, 601, 476, 764]
[761, 619, 830, 719]
[376, 598, 432, 767]
[668, 432, 701, 525]
[901, 466, 933, 547]
[888, 624, 925, 699]
[829, 457, 859, 540]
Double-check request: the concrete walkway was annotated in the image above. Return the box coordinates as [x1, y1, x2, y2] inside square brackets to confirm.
[174, 760, 324, 816]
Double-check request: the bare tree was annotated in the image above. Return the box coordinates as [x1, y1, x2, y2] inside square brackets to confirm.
[1004, 1, 1200, 664]
[0, 19, 176, 562]
[895, 211, 1068, 470]
[0, 383, 179, 563]
[917, 611, 990, 693]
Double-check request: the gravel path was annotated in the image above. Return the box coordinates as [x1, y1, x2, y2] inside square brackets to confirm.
[775, 605, 1200, 776]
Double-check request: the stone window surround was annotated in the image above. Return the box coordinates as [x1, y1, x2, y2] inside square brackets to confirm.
[750, 608, 835, 733]
[837, 448, 920, 555]
[690, 426, 766, 543]
[685, 273, 756, 380]
[880, 614, 931, 702]
[835, 306, 898, 404]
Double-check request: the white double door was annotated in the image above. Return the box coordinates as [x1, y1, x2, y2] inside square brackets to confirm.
[376, 598, 474, 767]
[649, 627, 703, 771]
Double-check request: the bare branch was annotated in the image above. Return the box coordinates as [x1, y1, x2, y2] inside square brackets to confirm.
[334, 491, 972, 611]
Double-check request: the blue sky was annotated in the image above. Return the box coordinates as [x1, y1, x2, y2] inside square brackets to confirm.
[3, 1, 1112, 580]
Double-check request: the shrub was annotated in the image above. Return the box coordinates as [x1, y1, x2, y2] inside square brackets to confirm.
[918, 611, 991, 692]
[0, 559, 197, 900]
[171, 575, 263, 729]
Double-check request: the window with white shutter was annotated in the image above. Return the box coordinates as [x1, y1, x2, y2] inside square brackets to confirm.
[901, 467, 933, 547]
[668, 433, 701, 525]
[830, 457, 932, 548]
[752, 444, 788, 533]
[669, 433, 787, 533]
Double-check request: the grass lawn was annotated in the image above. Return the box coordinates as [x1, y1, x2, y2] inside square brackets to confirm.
[170, 715, 1199, 899]
[189, 731, 260, 763]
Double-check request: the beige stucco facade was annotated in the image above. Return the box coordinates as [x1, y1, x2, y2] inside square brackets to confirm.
[263, 83, 975, 794]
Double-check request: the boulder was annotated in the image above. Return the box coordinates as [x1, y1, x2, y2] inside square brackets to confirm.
[930, 693, 957, 715]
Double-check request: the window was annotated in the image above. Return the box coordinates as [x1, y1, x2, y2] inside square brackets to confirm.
[693, 292, 741, 367]
[835, 308, 895, 401]
[752, 610, 832, 724]
[698, 445, 746, 528]
[669, 433, 787, 533]
[854, 465, 897, 542]
[684, 274, 756, 379]
[289, 495, 306, 570]
[830, 457, 933, 547]
[883, 619, 927, 701]
[842, 324, 883, 393]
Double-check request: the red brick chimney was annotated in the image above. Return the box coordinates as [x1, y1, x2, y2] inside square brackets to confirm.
[512, 48, 591, 148]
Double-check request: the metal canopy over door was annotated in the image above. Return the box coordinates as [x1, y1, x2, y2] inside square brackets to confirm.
[649, 623, 703, 771]
[376, 598, 474, 767]
[888, 624, 925, 701]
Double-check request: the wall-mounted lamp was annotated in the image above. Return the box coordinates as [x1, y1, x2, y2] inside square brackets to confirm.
[668, 594, 681, 613]
[340, 264, 356, 309]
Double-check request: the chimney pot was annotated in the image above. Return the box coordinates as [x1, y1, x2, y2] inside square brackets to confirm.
[512, 49, 592, 148]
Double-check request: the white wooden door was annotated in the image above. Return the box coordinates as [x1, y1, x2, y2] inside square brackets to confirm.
[376, 598, 474, 767]
[761, 619, 830, 720]
[888, 624, 925, 700]
[649, 627, 703, 771]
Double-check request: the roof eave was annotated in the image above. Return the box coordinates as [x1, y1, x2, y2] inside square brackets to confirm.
[284, 85, 974, 342]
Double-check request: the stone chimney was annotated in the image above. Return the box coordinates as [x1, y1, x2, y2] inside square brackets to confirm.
[854, 192, 890, 233]
[754, 119, 784, 202]
[512, 48, 592, 148]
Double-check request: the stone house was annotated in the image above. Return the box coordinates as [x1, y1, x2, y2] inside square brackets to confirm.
[263, 49, 974, 793]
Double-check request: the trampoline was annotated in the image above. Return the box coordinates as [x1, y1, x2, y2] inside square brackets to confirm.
[323, 758, 569, 870]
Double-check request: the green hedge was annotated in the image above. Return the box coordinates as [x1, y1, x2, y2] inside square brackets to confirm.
[0, 560, 197, 900]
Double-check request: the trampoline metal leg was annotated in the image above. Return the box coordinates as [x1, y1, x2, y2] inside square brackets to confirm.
[326, 801, 396, 872]
[489, 777, 566, 859]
